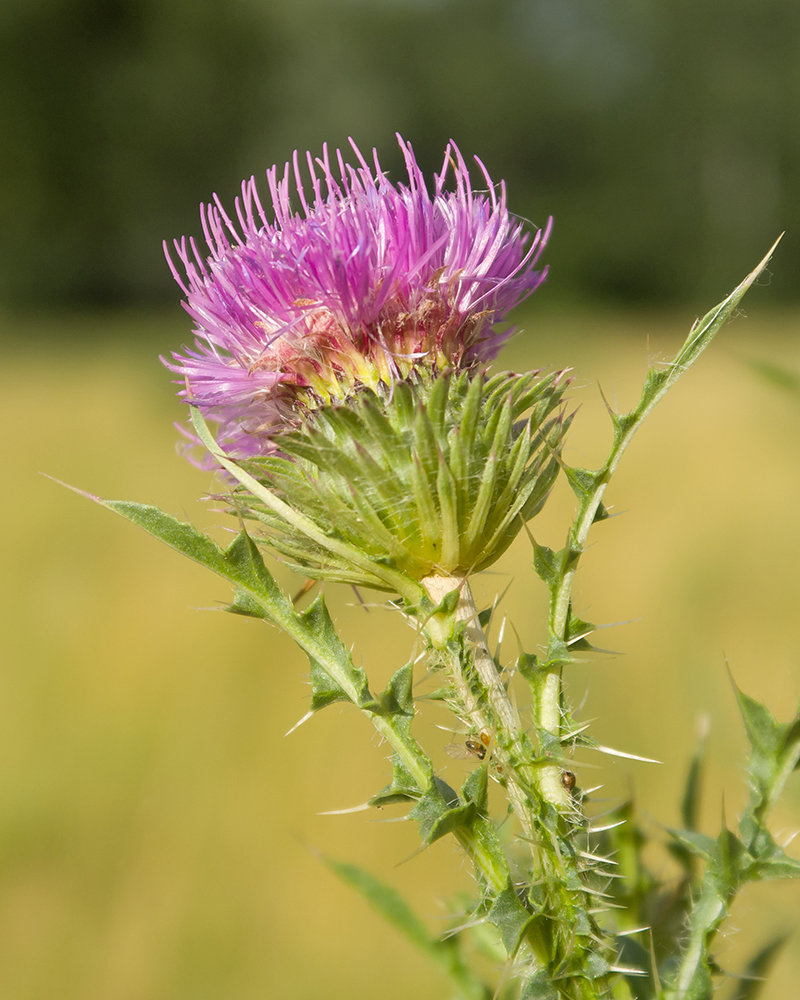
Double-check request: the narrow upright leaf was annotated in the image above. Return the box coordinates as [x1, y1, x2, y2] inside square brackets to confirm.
[323, 858, 489, 1000]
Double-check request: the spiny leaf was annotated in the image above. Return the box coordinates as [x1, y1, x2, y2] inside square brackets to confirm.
[300, 596, 374, 710]
[226, 586, 270, 618]
[592, 501, 611, 523]
[564, 465, 601, 503]
[729, 675, 800, 848]
[519, 970, 560, 1000]
[531, 540, 559, 588]
[622, 237, 781, 434]
[516, 652, 540, 684]
[409, 777, 461, 843]
[709, 828, 756, 897]
[309, 657, 353, 712]
[746, 827, 800, 881]
[368, 763, 421, 807]
[565, 609, 595, 648]
[424, 799, 477, 844]
[488, 882, 536, 954]
[461, 763, 489, 814]
[85, 499, 376, 713]
[377, 662, 415, 716]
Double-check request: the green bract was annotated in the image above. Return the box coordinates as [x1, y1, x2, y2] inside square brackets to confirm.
[222, 369, 568, 590]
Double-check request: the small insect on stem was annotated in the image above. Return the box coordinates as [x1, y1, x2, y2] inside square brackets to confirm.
[561, 770, 577, 792]
[445, 731, 492, 761]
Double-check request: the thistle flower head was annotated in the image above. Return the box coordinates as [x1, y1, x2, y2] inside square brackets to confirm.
[165, 135, 550, 460]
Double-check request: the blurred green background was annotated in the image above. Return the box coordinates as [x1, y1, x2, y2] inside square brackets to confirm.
[3, 1, 800, 998]
[2, 0, 800, 309]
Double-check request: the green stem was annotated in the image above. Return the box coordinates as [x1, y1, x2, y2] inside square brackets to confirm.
[368, 683, 509, 895]
[540, 241, 780, 809]
[421, 576, 617, 995]
[422, 574, 545, 838]
[661, 885, 725, 1000]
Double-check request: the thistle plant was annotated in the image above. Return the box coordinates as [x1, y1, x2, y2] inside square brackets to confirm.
[73, 136, 797, 1000]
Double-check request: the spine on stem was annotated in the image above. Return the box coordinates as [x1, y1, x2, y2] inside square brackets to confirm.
[422, 574, 617, 999]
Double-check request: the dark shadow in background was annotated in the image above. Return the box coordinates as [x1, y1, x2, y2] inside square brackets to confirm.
[1, 0, 798, 312]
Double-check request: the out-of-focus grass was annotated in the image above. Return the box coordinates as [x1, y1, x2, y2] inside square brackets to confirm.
[2, 303, 800, 999]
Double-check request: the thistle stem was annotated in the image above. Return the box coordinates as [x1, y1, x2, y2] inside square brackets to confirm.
[422, 574, 542, 843]
[423, 574, 519, 731]
[537, 670, 569, 806]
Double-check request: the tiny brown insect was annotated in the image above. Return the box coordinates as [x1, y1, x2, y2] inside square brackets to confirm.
[561, 770, 577, 792]
[445, 731, 492, 761]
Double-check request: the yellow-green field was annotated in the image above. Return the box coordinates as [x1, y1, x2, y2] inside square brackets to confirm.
[2, 302, 800, 999]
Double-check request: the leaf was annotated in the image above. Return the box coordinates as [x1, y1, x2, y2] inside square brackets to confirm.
[424, 799, 477, 844]
[670, 959, 713, 1000]
[747, 828, 800, 882]
[563, 465, 600, 503]
[624, 237, 781, 435]
[669, 723, 708, 876]
[308, 657, 353, 712]
[477, 607, 493, 630]
[729, 674, 800, 840]
[367, 668, 426, 807]
[532, 540, 559, 588]
[368, 784, 419, 808]
[681, 722, 708, 833]
[516, 652, 540, 683]
[665, 799, 795, 995]
[410, 777, 462, 844]
[753, 851, 800, 881]
[519, 971, 559, 1000]
[488, 882, 535, 954]
[323, 858, 489, 1000]
[592, 501, 611, 523]
[226, 586, 270, 618]
[325, 857, 435, 954]
[377, 661, 415, 716]
[728, 934, 790, 1000]
[407, 771, 508, 900]
[708, 828, 756, 898]
[461, 763, 489, 812]
[565, 609, 595, 649]
[87, 499, 378, 716]
[300, 595, 374, 710]
[667, 828, 717, 863]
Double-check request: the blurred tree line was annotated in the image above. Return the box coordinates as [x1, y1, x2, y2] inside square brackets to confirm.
[1, 0, 799, 309]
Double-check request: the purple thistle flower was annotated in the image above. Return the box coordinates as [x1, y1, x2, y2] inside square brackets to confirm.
[165, 134, 550, 460]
